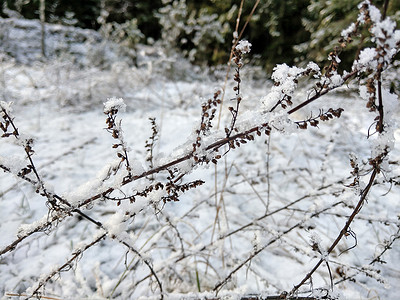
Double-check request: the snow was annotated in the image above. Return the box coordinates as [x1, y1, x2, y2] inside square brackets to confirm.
[0, 17, 131, 66]
[0, 11, 400, 300]
[64, 159, 121, 206]
[341, 23, 356, 38]
[104, 212, 126, 236]
[104, 97, 126, 114]
[355, 0, 399, 72]
[367, 3, 381, 24]
[261, 62, 321, 111]
[235, 40, 252, 54]
[353, 48, 378, 71]
[329, 73, 343, 87]
[0, 101, 13, 115]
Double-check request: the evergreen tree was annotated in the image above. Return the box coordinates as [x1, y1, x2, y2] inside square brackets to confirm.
[297, 0, 400, 70]
[2, 0, 101, 29]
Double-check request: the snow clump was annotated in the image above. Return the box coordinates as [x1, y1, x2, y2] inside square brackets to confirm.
[261, 62, 320, 110]
[235, 40, 252, 54]
[103, 97, 126, 113]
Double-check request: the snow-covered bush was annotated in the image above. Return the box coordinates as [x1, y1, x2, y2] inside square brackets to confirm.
[0, 1, 400, 299]
[296, 0, 400, 68]
[98, 17, 144, 48]
[157, 0, 228, 63]
[0, 17, 135, 67]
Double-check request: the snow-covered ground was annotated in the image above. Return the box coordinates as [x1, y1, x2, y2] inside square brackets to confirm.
[1, 17, 400, 300]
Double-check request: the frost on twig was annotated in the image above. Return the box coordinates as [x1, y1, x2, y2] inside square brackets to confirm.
[145, 117, 159, 176]
[104, 97, 132, 182]
[261, 62, 320, 112]
[225, 40, 252, 141]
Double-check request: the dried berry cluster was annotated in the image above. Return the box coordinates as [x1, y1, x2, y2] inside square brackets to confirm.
[1, 107, 35, 178]
[325, 9, 361, 78]
[145, 117, 159, 171]
[227, 131, 255, 150]
[348, 154, 360, 188]
[365, 78, 377, 112]
[356, 5, 381, 117]
[356, 0, 396, 134]
[225, 46, 246, 138]
[325, 47, 343, 78]
[359, 1, 374, 27]
[1, 104, 60, 210]
[105, 107, 132, 180]
[296, 108, 344, 129]
[162, 169, 204, 203]
[105, 181, 164, 206]
[193, 90, 221, 163]
[106, 172, 204, 206]
[0, 108, 18, 138]
[18, 139, 35, 177]
[275, 93, 293, 110]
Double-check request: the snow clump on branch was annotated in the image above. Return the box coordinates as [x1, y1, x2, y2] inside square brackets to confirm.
[103, 97, 126, 114]
[235, 40, 252, 54]
[260, 62, 320, 111]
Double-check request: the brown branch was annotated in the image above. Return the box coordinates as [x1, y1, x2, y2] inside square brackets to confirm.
[295, 4, 393, 291]
[287, 69, 358, 115]
[6, 293, 61, 300]
[237, 0, 261, 43]
[213, 201, 344, 293]
[370, 226, 400, 265]
[289, 168, 378, 296]
[335, 225, 400, 285]
[26, 233, 106, 299]
[382, 0, 390, 19]
[217, 0, 260, 128]
[1, 106, 58, 208]
[0, 215, 59, 256]
[211, 181, 346, 247]
[133, 200, 344, 291]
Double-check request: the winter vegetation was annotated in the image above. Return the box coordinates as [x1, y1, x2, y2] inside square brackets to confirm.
[0, 0, 400, 299]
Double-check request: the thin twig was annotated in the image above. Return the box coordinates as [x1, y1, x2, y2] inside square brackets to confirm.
[213, 201, 344, 293]
[25, 233, 106, 299]
[289, 168, 378, 296]
[216, 0, 244, 129]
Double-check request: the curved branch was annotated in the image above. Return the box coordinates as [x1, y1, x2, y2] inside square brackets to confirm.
[25, 233, 106, 299]
[289, 168, 378, 296]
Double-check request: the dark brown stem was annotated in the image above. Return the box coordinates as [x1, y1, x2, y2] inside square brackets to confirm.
[216, 0, 258, 129]
[376, 79, 384, 133]
[382, 0, 390, 19]
[0, 215, 58, 256]
[214, 201, 344, 293]
[119, 240, 164, 299]
[289, 168, 378, 295]
[288, 70, 358, 115]
[237, 0, 261, 42]
[312, 7, 389, 291]
[1, 107, 57, 208]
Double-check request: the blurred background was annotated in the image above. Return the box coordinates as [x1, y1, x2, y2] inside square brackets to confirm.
[1, 0, 399, 73]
